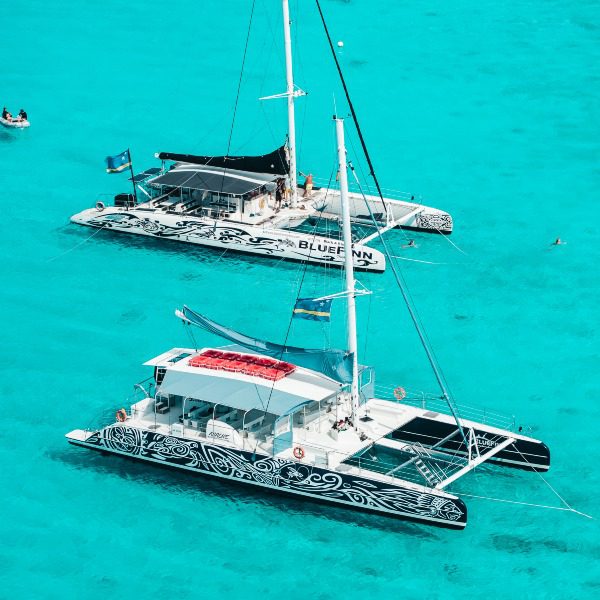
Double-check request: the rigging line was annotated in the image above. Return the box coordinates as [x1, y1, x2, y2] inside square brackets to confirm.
[348, 161, 468, 445]
[387, 249, 456, 395]
[220, 0, 256, 198]
[260, 0, 286, 72]
[346, 127, 412, 245]
[390, 255, 451, 265]
[184, 321, 199, 352]
[252, 167, 337, 454]
[454, 492, 593, 518]
[434, 227, 468, 255]
[362, 290, 373, 359]
[512, 445, 594, 520]
[225, 0, 256, 157]
[221, 0, 256, 155]
[315, 0, 389, 218]
[47, 223, 109, 262]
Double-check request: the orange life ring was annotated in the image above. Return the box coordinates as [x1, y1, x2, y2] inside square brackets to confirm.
[293, 446, 305, 460]
[393, 386, 406, 401]
[116, 408, 127, 422]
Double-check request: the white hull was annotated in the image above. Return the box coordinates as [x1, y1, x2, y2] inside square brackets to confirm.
[0, 117, 30, 129]
[71, 207, 387, 272]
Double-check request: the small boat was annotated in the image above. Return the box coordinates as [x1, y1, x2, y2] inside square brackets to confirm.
[0, 117, 29, 129]
[71, 0, 452, 273]
[66, 116, 550, 529]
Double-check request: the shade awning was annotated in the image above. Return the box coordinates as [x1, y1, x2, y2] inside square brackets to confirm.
[157, 366, 339, 416]
[157, 144, 289, 176]
[149, 165, 278, 196]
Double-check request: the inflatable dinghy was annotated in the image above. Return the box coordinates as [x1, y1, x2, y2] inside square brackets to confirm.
[0, 117, 30, 129]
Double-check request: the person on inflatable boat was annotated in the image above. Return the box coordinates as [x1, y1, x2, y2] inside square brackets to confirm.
[2, 107, 12, 122]
[17, 109, 27, 122]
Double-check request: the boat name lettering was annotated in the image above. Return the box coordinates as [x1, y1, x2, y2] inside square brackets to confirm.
[476, 436, 496, 447]
[208, 431, 230, 440]
[298, 240, 372, 260]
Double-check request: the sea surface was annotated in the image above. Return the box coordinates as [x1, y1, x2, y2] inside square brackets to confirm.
[1, 0, 599, 598]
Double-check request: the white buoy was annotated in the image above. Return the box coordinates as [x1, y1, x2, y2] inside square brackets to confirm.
[337, 41, 344, 48]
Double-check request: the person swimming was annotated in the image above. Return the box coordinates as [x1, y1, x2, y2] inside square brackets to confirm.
[552, 237, 566, 246]
[401, 239, 417, 249]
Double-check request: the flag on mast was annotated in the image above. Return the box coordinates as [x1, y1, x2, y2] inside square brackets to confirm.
[293, 298, 332, 322]
[105, 150, 132, 173]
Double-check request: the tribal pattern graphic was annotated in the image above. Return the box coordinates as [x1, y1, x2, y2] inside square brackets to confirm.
[82, 425, 466, 525]
[415, 212, 453, 232]
[89, 213, 293, 254]
[85, 212, 382, 269]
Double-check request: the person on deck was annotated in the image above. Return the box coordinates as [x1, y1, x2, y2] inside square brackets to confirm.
[275, 178, 285, 210]
[299, 172, 314, 198]
[17, 109, 27, 122]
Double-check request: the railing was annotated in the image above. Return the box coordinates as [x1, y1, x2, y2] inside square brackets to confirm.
[313, 177, 423, 204]
[374, 385, 517, 431]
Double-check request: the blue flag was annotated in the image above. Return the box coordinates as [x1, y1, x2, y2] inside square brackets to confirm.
[293, 297, 332, 322]
[106, 149, 131, 174]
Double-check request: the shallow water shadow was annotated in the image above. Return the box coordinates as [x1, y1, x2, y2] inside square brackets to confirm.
[54, 224, 316, 276]
[0, 129, 16, 142]
[50, 445, 438, 539]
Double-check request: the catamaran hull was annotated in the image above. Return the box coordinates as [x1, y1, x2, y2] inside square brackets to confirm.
[390, 416, 551, 471]
[321, 192, 454, 235]
[66, 425, 467, 529]
[70, 208, 386, 272]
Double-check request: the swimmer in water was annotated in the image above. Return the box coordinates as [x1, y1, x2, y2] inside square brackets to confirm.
[402, 239, 416, 249]
[552, 237, 566, 246]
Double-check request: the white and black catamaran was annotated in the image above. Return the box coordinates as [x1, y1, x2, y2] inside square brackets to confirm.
[71, 0, 452, 273]
[66, 117, 550, 529]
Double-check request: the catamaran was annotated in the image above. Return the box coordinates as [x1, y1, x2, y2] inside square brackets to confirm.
[66, 116, 550, 529]
[70, 0, 453, 273]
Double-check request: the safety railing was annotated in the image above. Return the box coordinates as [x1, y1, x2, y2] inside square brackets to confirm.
[313, 177, 423, 204]
[374, 385, 517, 431]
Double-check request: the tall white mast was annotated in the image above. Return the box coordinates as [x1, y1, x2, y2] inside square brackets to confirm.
[335, 117, 359, 417]
[282, 0, 298, 208]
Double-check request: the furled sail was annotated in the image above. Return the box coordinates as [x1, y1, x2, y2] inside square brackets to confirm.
[158, 145, 289, 176]
[177, 305, 353, 384]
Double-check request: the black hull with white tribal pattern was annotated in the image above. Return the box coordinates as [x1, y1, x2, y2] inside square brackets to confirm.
[72, 425, 467, 528]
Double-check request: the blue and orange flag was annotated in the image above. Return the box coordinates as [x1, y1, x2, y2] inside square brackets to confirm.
[293, 298, 332, 322]
[106, 149, 131, 173]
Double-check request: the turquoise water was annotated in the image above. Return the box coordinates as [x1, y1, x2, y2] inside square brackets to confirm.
[2, 0, 599, 597]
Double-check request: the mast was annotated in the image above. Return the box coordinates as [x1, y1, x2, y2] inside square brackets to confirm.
[282, 0, 298, 208]
[335, 117, 359, 418]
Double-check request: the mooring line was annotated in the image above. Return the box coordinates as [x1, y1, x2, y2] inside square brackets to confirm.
[455, 492, 592, 518]
[435, 227, 468, 255]
[390, 255, 450, 265]
[47, 224, 108, 262]
[513, 446, 594, 520]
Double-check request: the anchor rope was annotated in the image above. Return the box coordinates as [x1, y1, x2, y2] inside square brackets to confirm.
[434, 226, 468, 255]
[453, 443, 594, 520]
[454, 492, 593, 517]
[47, 222, 109, 262]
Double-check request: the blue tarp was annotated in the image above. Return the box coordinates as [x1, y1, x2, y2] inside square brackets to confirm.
[179, 305, 353, 384]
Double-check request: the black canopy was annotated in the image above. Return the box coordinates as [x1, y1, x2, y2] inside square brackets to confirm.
[149, 166, 277, 196]
[157, 145, 289, 176]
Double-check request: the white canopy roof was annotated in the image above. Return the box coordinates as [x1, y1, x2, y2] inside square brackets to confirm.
[154, 348, 341, 416]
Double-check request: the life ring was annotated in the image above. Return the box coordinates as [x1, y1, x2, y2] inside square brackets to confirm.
[293, 446, 305, 460]
[96, 201, 105, 211]
[393, 386, 406, 401]
[116, 408, 127, 422]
